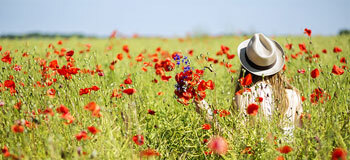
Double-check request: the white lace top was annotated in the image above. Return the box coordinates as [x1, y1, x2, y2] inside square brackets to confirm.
[195, 81, 302, 137]
[235, 81, 303, 136]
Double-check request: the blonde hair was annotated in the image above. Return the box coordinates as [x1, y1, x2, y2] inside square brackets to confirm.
[234, 67, 296, 118]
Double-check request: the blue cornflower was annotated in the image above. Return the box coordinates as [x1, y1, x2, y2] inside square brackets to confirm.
[184, 65, 191, 72]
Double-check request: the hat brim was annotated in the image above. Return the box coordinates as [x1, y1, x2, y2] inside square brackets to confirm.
[237, 39, 285, 76]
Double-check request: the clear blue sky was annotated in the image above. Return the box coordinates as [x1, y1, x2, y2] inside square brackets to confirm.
[0, 0, 349, 37]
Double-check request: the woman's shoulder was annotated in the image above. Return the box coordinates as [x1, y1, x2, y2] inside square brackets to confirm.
[285, 88, 300, 97]
[285, 88, 301, 105]
[238, 81, 273, 97]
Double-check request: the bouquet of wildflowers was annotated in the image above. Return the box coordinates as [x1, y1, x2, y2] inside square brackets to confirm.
[173, 54, 214, 105]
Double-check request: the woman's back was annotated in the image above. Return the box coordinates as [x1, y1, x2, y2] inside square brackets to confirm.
[235, 81, 303, 135]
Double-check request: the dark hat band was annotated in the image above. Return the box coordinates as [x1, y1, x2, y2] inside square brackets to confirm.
[244, 50, 277, 70]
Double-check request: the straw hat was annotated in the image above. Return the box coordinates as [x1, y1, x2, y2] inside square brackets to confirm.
[237, 33, 285, 76]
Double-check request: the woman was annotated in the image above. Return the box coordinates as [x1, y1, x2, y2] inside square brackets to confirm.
[196, 33, 303, 135]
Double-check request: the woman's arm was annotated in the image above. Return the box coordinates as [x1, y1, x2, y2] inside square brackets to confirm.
[194, 100, 213, 121]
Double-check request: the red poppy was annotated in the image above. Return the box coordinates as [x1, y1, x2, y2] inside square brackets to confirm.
[240, 73, 252, 87]
[221, 45, 230, 54]
[332, 65, 344, 75]
[206, 80, 215, 90]
[43, 108, 54, 116]
[111, 89, 122, 98]
[117, 53, 123, 60]
[56, 106, 69, 116]
[155, 68, 164, 76]
[79, 88, 90, 95]
[218, 109, 231, 117]
[227, 53, 235, 59]
[299, 43, 307, 53]
[157, 92, 163, 95]
[160, 59, 175, 72]
[66, 50, 74, 57]
[207, 57, 214, 62]
[304, 28, 312, 37]
[188, 49, 193, 56]
[204, 151, 213, 155]
[13, 101, 21, 110]
[135, 53, 144, 61]
[47, 88, 56, 98]
[4, 80, 15, 89]
[202, 124, 211, 130]
[161, 75, 172, 81]
[110, 60, 117, 70]
[1, 53, 12, 64]
[87, 126, 99, 134]
[57, 40, 63, 45]
[277, 145, 292, 154]
[297, 69, 305, 74]
[152, 79, 158, 83]
[340, 57, 346, 63]
[132, 135, 144, 145]
[291, 54, 298, 59]
[275, 156, 285, 160]
[285, 43, 292, 50]
[147, 109, 156, 115]
[311, 68, 320, 78]
[196, 69, 204, 75]
[122, 45, 129, 53]
[255, 97, 263, 102]
[0, 45, 2, 51]
[331, 148, 347, 160]
[310, 87, 331, 104]
[203, 139, 208, 144]
[123, 88, 136, 95]
[313, 54, 320, 59]
[141, 67, 147, 72]
[140, 149, 160, 158]
[1, 146, 11, 157]
[333, 47, 342, 53]
[90, 85, 100, 91]
[301, 96, 306, 102]
[49, 60, 59, 69]
[11, 124, 24, 133]
[198, 80, 215, 91]
[124, 77, 132, 84]
[247, 103, 259, 116]
[322, 49, 327, 54]
[207, 136, 228, 155]
[84, 102, 101, 117]
[76, 131, 89, 141]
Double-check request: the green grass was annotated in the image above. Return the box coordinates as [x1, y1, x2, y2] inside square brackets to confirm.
[0, 35, 349, 159]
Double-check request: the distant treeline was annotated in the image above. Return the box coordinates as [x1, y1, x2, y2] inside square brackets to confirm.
[1, 30, 349, 39]
[0, 33, 98, 39]
[338, 29, 350, 35]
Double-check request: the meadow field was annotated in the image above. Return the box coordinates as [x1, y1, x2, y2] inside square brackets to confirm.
[0, 34, 349, 159]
